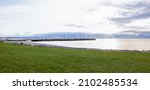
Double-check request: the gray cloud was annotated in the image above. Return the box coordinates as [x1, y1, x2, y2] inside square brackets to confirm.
[123, 2, 150, 10]
[109, 1, 150, 24]
[110, 10, 150, 23]
[124, 26, 148, 30]
[120, 30, 150, 35]
[63, 24, 84, 28]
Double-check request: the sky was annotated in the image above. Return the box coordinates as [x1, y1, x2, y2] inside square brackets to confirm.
[0, 0, 150, 35]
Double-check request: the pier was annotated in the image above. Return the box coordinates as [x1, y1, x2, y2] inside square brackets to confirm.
[0, 37, 96, 41]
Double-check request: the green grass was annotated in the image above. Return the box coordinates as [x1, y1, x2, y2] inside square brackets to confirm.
[0, 42, 150, 73]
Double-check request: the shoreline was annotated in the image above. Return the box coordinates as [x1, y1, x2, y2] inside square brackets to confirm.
[3, 41, 150, 52]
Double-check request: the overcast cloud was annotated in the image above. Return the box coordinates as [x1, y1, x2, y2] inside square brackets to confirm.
[0, 0, 150, 35]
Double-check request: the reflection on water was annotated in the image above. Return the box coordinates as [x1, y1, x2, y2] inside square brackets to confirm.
[35, 39, 150, 51]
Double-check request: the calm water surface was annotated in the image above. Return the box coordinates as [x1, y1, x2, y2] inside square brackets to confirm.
[35, 39, 150, 51]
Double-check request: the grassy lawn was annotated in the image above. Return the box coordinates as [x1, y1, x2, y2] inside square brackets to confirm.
[0, 42, 150, 73]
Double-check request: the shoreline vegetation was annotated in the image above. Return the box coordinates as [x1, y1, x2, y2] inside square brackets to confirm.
[0, 41, 150, 73]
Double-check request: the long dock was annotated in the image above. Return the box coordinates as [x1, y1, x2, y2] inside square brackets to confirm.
[0, 37, 96, 41]
[31, 38, 96, 41]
